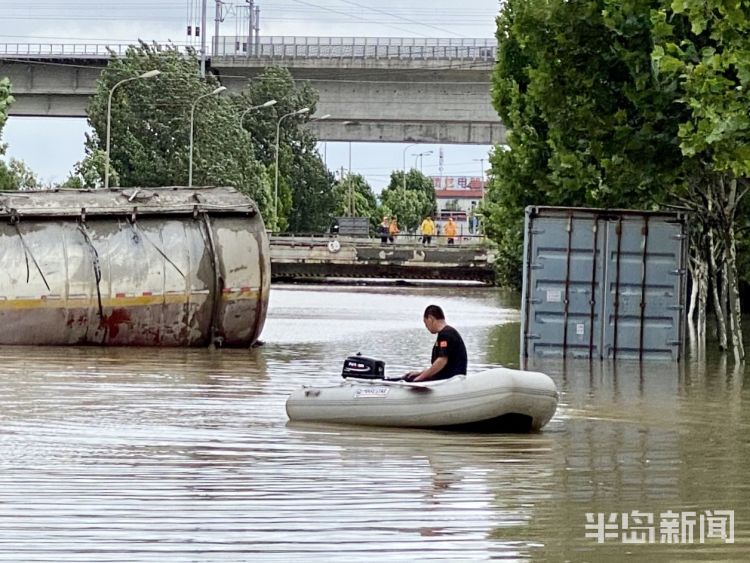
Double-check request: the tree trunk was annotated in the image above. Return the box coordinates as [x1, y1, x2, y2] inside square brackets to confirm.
[688, 258, 698, 321]
[724, 224, 745, 362]
[721, 260, 729, 340]
[716, 175, 744, 363]
[708, 227, 728, 350]
[696, 257, 708, 342]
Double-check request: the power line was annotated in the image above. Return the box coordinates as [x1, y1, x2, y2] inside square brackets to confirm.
[286, 0, 426, 37]
[334, 0, 462, 37]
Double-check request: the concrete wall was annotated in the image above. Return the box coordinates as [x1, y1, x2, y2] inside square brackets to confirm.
[2, 56, 504, 144]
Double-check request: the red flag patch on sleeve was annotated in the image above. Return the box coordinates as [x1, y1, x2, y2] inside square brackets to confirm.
[439, 340, 448, 348]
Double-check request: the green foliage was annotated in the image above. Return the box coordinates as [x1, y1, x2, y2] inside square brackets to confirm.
[332, 173, 379, 230]
[380, 169, 437, 231]
[488, 0, 690, 287]
[83, 42, 271, 218]
[63, 147, 119, 189]
[0, 77, 15, 190]
[0, 77, 12, 146]
[0, 158, 40, 191]
[652, 1, 750, 176]
[238, 66, 335, 232]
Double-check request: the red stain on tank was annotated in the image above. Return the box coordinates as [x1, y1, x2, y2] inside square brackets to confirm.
[100, 309, 131, 340]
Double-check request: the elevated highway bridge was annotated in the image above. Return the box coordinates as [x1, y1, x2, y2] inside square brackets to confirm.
[0, 37, 504, 145]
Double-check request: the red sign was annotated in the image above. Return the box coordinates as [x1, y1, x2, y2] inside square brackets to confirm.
[432, 176, 485, 190]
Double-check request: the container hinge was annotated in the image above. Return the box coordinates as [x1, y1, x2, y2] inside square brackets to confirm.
[526, 333, 541, 340]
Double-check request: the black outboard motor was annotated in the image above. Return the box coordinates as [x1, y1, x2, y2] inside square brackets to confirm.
[342, 353, 385, 379]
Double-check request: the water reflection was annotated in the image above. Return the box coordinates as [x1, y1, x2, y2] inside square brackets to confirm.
[0, 286, 746, 560]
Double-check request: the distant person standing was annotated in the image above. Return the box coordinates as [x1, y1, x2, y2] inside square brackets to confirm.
[420, 216, 435, 245]
[444, 217, 458, 245]
[378, 216, 390, 245]
[388, 216, 399, 244]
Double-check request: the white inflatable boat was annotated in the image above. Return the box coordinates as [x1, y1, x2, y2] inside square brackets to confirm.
[285, 368, 558, 432]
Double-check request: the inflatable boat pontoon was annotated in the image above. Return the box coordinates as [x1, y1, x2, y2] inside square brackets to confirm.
[286, 367, 558, 432]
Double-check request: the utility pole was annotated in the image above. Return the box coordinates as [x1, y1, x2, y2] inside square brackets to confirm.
[247, 0, 255, 54]
[254, 4, 260, 51]
[214, 1, 222, 57]
[200, 0, 207, 77]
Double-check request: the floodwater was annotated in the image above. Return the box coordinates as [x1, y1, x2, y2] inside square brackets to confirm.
[0, 284, 747, 561]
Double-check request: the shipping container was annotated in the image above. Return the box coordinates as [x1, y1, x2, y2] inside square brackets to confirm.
[0, 186, 270, 347]
[520, 207, 688, 361]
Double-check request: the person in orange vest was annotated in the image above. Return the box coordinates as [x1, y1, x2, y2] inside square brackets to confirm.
[444, 217, 458, 245]
[388, 216, 399, 244]
[420, 215, 436, 245]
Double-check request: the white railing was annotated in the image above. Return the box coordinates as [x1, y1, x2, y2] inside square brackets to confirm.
[0, 37, 496, 61]
[217, 36, 496, 60]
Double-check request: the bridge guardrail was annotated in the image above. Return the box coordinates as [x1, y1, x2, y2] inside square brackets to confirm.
[270, 233, 491, 247]
[0, 37, 496, 62]
[0, 43, 193, 59]
[217, 36, 496, 61]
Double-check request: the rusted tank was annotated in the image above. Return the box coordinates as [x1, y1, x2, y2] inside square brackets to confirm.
[0, 186, 270, 347]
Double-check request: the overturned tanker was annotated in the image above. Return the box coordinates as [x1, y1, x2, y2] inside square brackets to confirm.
[0, 186, 270, 347]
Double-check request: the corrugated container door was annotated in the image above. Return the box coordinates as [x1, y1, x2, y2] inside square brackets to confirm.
[521, 212, 603, 359]
[522, 207, 687, 361]
[600, 215, 687, 361]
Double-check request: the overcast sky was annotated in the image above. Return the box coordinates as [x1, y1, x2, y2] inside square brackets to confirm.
[1, 0, 500, 189]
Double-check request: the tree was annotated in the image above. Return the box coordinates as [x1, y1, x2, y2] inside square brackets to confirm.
[0, 77, 16, 191]
[379, 169, 436, 232]
[332, 173, 379, 229]
[488, 0, 688, 285]
[238, 66, 335, 232]
[83, 42, 272, 218]
[489, 0, 749, 358]
[650, 1, 750, 361]
[62, 148, 119, 189]
[0, 158, 41, 191]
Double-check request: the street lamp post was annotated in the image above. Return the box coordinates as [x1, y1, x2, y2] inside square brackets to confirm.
[411, 150, 434, 173]
[189, 85, 227, 187]
[238, 99, 277, 129]
[104, 69, 161, 190]
[274, 107, 310, 231]
[401, 143, 418, 191]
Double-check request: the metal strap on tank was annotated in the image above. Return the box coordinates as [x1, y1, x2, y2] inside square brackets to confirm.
[612, 217, 623, 360]
[130, 223, 185, 279]
[639, 216, 650, 361]
[14, 224, 51, 291]
[77, 221, 104, 321]
[588, 217, 599, 359]
[562, 215, 573, 354]
[201, 212, 223, 345]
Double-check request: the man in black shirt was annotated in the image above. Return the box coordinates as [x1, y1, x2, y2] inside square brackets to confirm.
[404, 305, 468, 382]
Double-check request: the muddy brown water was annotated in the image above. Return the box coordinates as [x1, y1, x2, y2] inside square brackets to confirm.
[0, 285, 747, 561]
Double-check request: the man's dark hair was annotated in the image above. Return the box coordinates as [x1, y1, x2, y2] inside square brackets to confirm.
[423, 304, 445, 320]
